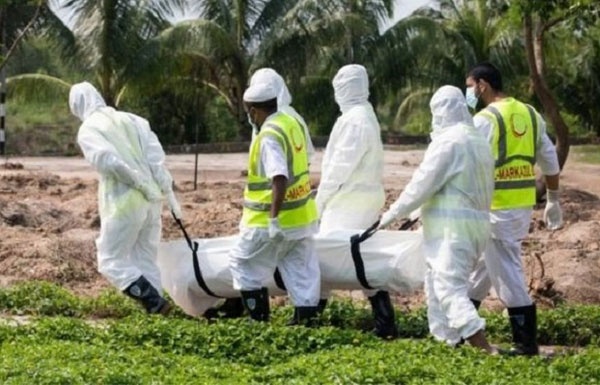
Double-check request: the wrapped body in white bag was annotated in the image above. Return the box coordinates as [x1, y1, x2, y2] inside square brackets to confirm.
[157, 229, 425, 317]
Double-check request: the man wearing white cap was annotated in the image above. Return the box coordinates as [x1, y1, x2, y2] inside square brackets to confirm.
[249, 68, 315, 163]
[228, 82, 321, 324]
[206, 68, 315, 320]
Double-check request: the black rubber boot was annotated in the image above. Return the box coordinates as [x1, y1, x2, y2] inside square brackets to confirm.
[240, 288, 270, 322]
[317, 299, 328, 314]
[290, 299, 326, 325]
[506, 304, 539, 356]
[288, 306, 320, 327]
[368, 291, 399, 339]
[123, 275, 170, 315]
[204, 298, 245, 320]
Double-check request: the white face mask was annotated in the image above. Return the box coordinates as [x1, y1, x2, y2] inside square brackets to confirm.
[247, 113, 258, 133]
[465, 86, 479, 109]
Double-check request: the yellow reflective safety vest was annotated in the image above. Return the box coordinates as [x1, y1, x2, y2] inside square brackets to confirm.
[241, 112, 318, 228]
[478, 98, 538, 210]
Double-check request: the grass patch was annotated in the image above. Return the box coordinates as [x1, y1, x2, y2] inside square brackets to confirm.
[1, 282, 600, 383]
[4, 101, 80, 156]
[1, 281, 600, 347]
[571, 145, 600, 164]
[1, 316, 600, 384]
[0, 338, 250, 385]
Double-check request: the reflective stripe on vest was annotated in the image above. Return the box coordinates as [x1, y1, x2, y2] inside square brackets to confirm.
[245, 122, 309, 191]
[241, 112, 317, 228]
[480, 100, 538, 210]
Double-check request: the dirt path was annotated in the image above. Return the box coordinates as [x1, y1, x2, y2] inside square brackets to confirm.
[560, 157, 600, 197]
[3, 147, 595, 194]
[2, 148, 424, 186]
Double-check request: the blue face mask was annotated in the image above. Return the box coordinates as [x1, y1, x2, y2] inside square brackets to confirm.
[465, 86, 479, 109]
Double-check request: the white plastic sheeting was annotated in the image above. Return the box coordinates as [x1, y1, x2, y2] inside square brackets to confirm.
[157, 229, 425, 317]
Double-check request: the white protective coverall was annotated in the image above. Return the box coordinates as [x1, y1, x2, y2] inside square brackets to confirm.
[316, 64, 385, 232]
[467, 101, 561, 308]
[249, 68, 315, 162]
[380, 86, 495, 345]
[69, 82, 180, 292]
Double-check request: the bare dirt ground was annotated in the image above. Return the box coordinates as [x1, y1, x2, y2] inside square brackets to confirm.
[1, 148, 599, 311]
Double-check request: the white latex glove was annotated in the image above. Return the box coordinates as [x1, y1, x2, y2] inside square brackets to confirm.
[166, 191, 182, 220]
[544, 189, 563, 230]
[268, 217, 284, 240]
[378, 210, 397, 229]
[137, 182, 162, 202]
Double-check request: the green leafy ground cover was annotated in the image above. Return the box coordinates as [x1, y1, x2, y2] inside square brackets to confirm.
[1, 282, 600, 384]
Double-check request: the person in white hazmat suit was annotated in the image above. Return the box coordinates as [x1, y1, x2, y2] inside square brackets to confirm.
[228, 82, 321, 325]
[315, 64, 398, 339]
[464, 62, 562, 356]
[379, 85, 498, 354]
[205, 68, 317, 320]
[69, 82, 182, 315]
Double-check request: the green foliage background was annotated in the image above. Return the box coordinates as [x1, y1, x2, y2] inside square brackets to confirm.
[0, 0, 598, 154]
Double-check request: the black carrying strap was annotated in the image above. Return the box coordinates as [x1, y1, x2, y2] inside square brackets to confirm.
[273, 268, 287, 291]
[350, 218, 419, 289]
[172, 212, 222, 298]
[399, 217, 419, 231]
[350, 221, 380, 290]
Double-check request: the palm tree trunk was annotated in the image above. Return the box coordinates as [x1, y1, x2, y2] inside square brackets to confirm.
[0, 8, 6, 157]
[235, 0, 245, 50]
[100, 0, 116, 106]
[524, 14, 569, 171]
